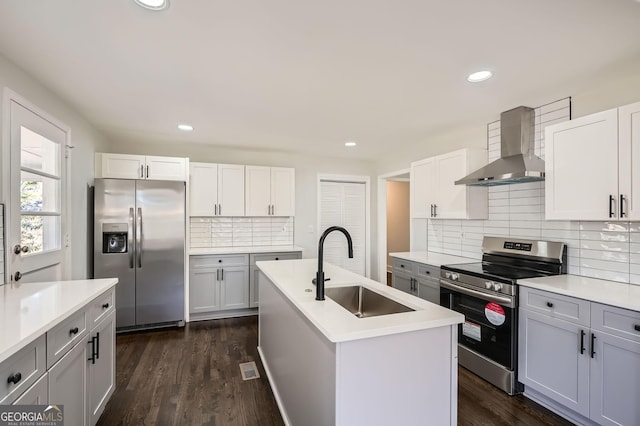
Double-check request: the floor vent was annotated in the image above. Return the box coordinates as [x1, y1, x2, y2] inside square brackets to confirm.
[239, 361, 260, 381]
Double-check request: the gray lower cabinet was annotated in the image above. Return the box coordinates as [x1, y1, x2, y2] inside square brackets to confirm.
[12, 373, 48, 405]
[190, 269, 221, 313]
[519, 287, 640, 426]
[48, 338, 87, 425]
[87, 311, 116, 426]
[391, 258, 440, 304]
[249, 252, 302, 308]
[189, 255, 250, 315]
[220, 266, 250, 310]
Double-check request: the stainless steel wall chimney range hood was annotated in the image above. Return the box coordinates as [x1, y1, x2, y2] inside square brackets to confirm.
[455, 106, 544, 186]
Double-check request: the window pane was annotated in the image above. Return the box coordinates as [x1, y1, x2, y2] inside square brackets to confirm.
[20, 171, 60, 213]
[20, 215, 60, 254]
[20, 126, 60, 176]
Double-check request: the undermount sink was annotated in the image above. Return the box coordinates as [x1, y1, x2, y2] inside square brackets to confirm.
[325, 285, 414, 318]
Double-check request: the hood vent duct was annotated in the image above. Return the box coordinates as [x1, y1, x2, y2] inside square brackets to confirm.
[455, 106, 545, 186]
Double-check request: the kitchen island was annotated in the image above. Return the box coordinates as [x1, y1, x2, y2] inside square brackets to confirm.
[256, 259, 464, 426]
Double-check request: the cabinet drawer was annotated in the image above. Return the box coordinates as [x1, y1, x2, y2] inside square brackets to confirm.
[591, 303, 640, 343]
[519, 287, 590, 327]
[89, 288, 115, 329]
[190, 254, 249, 269]
[392, 258, 414, 275]
[414, 263, 439, 280]
[0, 335, 46, 404]
[47, 309, 88, 369]
[250, 252, 301, 265]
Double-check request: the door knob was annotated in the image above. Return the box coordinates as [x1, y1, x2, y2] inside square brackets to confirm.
[13, 245, 29, 254]
[14, 271, 22, 282]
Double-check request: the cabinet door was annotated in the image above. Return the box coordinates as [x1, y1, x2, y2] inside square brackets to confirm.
[189, 163, 218, 216]
[249, 266, 259, 308]
[271, 167, 295, 216]
[411, 158, 436, 218]
[218, 164, 245, 216]
[245, 166, 272, 216]
[589, 332, 640, 426]
[619, 101, 640, 220]
[87, 312, 115, 426]
[518, 308, 590, 416]
[189, 269, 219, 313]
[417, 278, 439, 304]
[49, 340, 87, 426]
[545, 109, 619, 220]
[220, 267, 249, 310]
[435, 150, 468, 219]
[145, 156, 187, 181]
[12, 373, 48, 405]
[98, 153, 145, 179]
[392, 272, 413, 295]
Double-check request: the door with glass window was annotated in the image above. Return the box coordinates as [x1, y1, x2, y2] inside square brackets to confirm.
[9, 100, 67, 283]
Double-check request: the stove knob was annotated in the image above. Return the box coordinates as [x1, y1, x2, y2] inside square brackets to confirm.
[451, 273, 459, 281]
[485, 281, 494, 290]
[445, 272, 452, 279]
[492, 282, 503, 292]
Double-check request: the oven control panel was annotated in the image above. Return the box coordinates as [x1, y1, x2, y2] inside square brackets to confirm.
[503, 241, 532, 251]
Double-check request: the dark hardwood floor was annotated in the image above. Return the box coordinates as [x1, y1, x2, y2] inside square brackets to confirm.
[98, 317, 572, 426]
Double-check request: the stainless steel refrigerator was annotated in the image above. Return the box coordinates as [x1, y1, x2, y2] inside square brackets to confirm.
[93, 179, 185, 330]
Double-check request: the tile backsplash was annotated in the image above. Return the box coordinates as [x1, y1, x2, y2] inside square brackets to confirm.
[190, 217, 294, 248]
[425, 98, 640, 285]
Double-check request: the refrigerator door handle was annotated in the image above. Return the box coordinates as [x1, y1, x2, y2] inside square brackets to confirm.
[137, 207, 143, 268]
[128, 208, 135, 268]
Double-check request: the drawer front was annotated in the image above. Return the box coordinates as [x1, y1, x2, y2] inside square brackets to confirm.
[89, 288, 116, 330]
[190, 254, 249, 269]
[0, 335, 46, 405]
[414, 263, 439, 280]
[520, 287, 590, 326]
[591, 303, 640, 343]
[392, 258, 415, 275]
[250, 252, 301, 265]
[47, 309, 88, 369]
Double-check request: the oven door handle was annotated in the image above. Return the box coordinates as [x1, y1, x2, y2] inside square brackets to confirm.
[440, 280, 514, 308]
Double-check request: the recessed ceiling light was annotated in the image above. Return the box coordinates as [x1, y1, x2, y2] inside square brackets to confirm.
[134, 0, 169, 11]
[467, 70, 493, 83]
[178, 124, 193, 132]
[345, 141, 357, 147]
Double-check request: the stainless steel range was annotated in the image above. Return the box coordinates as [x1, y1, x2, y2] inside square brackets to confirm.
[440, 236, 566, 395]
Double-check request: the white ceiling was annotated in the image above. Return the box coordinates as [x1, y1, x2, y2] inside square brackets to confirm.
[0, 0, 639, 161]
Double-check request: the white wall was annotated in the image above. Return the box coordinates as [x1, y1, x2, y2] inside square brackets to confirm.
[103, 140, 380, 278]
[0, 52, 109, 280]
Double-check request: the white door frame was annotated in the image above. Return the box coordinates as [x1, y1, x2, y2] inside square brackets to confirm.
[376, 168, 410, 284]
[2, 88, 72, 282]
[317, 174, 371, 278]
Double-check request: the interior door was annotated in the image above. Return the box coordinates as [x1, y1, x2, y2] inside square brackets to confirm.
[9, 100, 67, 283]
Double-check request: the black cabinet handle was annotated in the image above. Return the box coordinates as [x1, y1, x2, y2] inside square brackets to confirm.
[580, 330, 586, 355]
[620, 194, 626, 218]
[218, 259, 222, 263]
[146, 165, 149, 178]
[400, 264, 404, 268]
[426, 271, 430, 275]
[609, 195, 615, 218]
[102, 303, 110, 309]
[433, 204, 438, 217]
[216, 269, 220, 281]
[546, 302, 553, 308]
[590, 333, 596, 358]
[7, 372, 22, 385]
[70, 327, 79, 335]
[96, 332, 100, 360]
[221, 269, 224, 281]
[140, 165, 144, 178]
[88, 336, 97, 364]
[634, 325, 640, 332]
[275, 257, 279, 260]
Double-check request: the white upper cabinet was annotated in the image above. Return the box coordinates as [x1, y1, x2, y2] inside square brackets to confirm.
[245, 166, 295, 216]
[95, 153, 187, 181]
[545, 101, 640, 220]
[189, 163, 244, 217]
[411, 148, 488, 219]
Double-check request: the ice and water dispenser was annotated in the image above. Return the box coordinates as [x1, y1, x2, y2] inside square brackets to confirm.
[102, 223, 128, 254]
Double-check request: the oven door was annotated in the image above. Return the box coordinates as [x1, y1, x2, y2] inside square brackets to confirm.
[440, 280, 516, 369]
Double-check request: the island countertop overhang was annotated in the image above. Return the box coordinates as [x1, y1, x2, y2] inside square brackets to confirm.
[256, 259, 464, 343]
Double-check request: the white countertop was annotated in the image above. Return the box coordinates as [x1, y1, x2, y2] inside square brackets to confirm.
[0, 278, 118, 363]
[519, 275, 640, 312]
[189, 245, 304, 255]
[389, 251, 477, 267]
[256, 259, 464, 343]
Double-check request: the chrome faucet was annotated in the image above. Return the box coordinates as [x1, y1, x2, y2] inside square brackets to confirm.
[315, 226, 354, 301]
